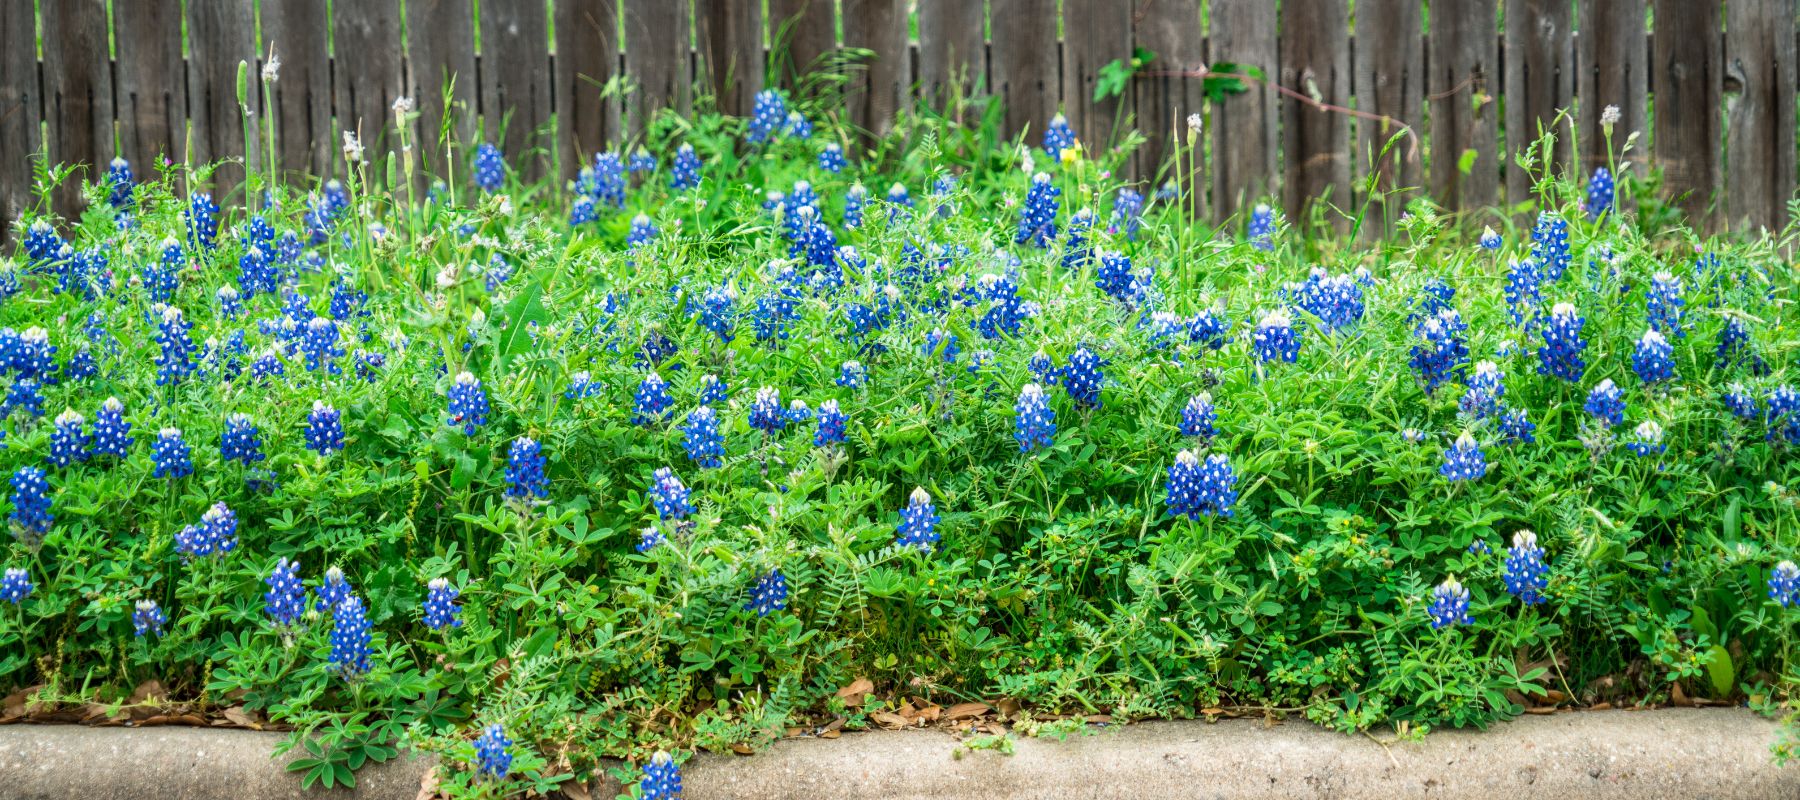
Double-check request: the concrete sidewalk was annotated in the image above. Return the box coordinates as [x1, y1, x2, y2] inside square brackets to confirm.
[0, 708, 1792, 799]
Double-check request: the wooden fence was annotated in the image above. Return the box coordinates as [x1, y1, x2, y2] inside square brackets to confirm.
[0, 0, 1796, 243]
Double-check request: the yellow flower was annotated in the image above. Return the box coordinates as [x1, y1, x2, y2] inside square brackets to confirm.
[1060, 140, 1084, 165]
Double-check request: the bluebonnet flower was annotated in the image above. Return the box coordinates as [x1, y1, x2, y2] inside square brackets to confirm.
[505, 436, 548, 500]
[424, 578, 463, 630]
[745, 568, 788, 616]
[815, 399, 847, 447]
[1647, 271, 1686, 338]
[1585, 379, 1625, 428]
[1769, 386, 1800, 445]
[9, 466, 52, 545]
[15, 327, 55, 381]
[636, 526, 666, 553]
[1440, 432, 1487, 481]
[639, 329, 680, 369]
[921, 328, 960, 364]
[1187, 305, 1231, 351]
[1715, 317, 1763, 373]
[1252, 309, 1301, 364]
[627, 213, 658, 249]
[448, 372, 490, 435]
[629, 147, 656, 173]
[106, 157, 134, 208]
[237, 246, 277, 299]
[249, 351, 285, 382]
[749, 386, 785, 435]
[650, 467, 694, 521]
[1094, 250, 1136, 305]
[1288, 269, 1365, 332]
[1180, 393, 1217, 440]
[1530, 213, 1571, 281]
[216, 285, 244, 321]
[896, 487, 941, 552]
[21, 220, 64, 265]
[1014, 172, 1060, 248]
[1536, 303, 1587, 382]
[154, 306, 195, 386]
[1503, 259, 1542, 324]
[1724, 383, 1760, 421]
[843, 183, 867, 229]
[671, 143, 702, 191]
[0, 567, 31, 604]
[1015, 384, 1056, 452]
[314, 566, 353, 614]
[692, 284, 737, 344]
[785, 400, 812, 424]
[1111, 188, 1144, 240]
[264, 558, 305, 627]
[589, 151, 628, 208]
[837, 360, 867, 389]
[1632, 328, 1675, 386]
[681, 407, 725, 468]
[1460, 361, 1505, 419]
[1502, 530, 1549, 605]
[142, 237, 182, 304]
[4, 378, 43, 421]
[472, 724, 513, 780]
[1478, 226, 1502, 250]
[748, 89, 787, 144]
[133, 599, 168, 637]
[1409, 310, 1469, 396]
[641, 751, 682, 800]
[694, 374, 727, 406]
[302, 400, 340, 455]
[47, 410, 89, 468]
[1770, 561, 1800, 607]
[1166, 450, 1238, 519]
[565, 370, 601, 401]
[569, 195, 597, 226]
[152, 428, 194, 479]
[1467, 540, 1492, 556]
[1063, 345, 1107, 410]
[785, 110, 812, 139]
[1585, 167, 1614, 219]
[1626, 420, 1666, 456]
[1247, 204, 1275, 251]
[176, 502, 239, 559]
[185, 192, 219, 251]
[65, 344, 96, 382]
[885, 182, 913, 222]
[1426, 578, 1472, 629]
[1043, 114, 1076, 160]
[300, 318, 343, 374]
[818, 143, 847, 173]
[474, 143, 505, 192]
[1063, 208, 1095, 270]
[329, 595, 372, 679]
[1500, 407, 1537, 444]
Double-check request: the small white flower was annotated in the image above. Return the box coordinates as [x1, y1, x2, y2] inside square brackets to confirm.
[261, 53, 281, 83]
[392, 96, 414, 116]
[1186, 112, 1204, 136]
[1600, 104, 1621, 127]
[341, 132, 365, 164]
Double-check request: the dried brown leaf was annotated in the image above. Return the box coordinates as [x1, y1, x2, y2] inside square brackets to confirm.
[944, 702, 990, 721]
[835, 678, 875, 707]
[414, 767, 441, 800]
[869, 711, 910, 730]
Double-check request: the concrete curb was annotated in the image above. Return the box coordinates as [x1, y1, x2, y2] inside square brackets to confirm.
[0, 709, 1793, 799]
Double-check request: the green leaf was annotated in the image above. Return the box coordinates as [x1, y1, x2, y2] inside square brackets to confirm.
[493, 279, 549, 370]
[1702, 645, 1734, 698]
[1457, 149, 1479, 175]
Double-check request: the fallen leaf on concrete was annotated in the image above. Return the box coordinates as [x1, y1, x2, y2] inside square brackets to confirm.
[819, 728, 841, 739]
[945, 702, 990, 721]
[414, 767, 440, 800]
[1524, 707, 1557, 715]
[835, 678, 874, 706]
[870, 711, 910, 729]
[128, 680, 167, 706]
[996, 697, 1022, 720]
[222, 706, 261, 730]
[561, 777, 592, 800]
[730, 742, 754, 755]
[1671, 682, 1693, 707]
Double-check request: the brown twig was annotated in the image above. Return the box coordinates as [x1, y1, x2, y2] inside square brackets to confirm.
[1141, 66, 1426, 165]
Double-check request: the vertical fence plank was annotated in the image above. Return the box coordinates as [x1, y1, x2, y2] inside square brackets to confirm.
[40, 0, 111, 214]
[623, 0, 691, 140]
[918, 0, 985, 115]
[558, 0, 621, 178]
[989, 0, 1060, 144]
[770, 0, 838, 91]
[1279, 0, 1350, 230]
[1502, 0, 1573, 207]
[262, 0, 330, 182]
[481, 0, 552, 180]
[408, 0, 478, 182]
[1426, 0, 1499, 213]
[116, 0, 185, 181]
[1576, 0, 1646, 174]
[1132, 0, 1204, 211]
[696, 0, 761, 118]
[1211, 0, 1278, 222]
[1352, 0, 1424, 233]
[1651, 0, 1720, 227]
[1061, 0, 1132, 153]
[333, 0, 404, 175]
[1724, 0, 1796, 232]
[187, 0, 258, 198]
[842, 0, 907, 139]
[0, 0, 38, 240]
